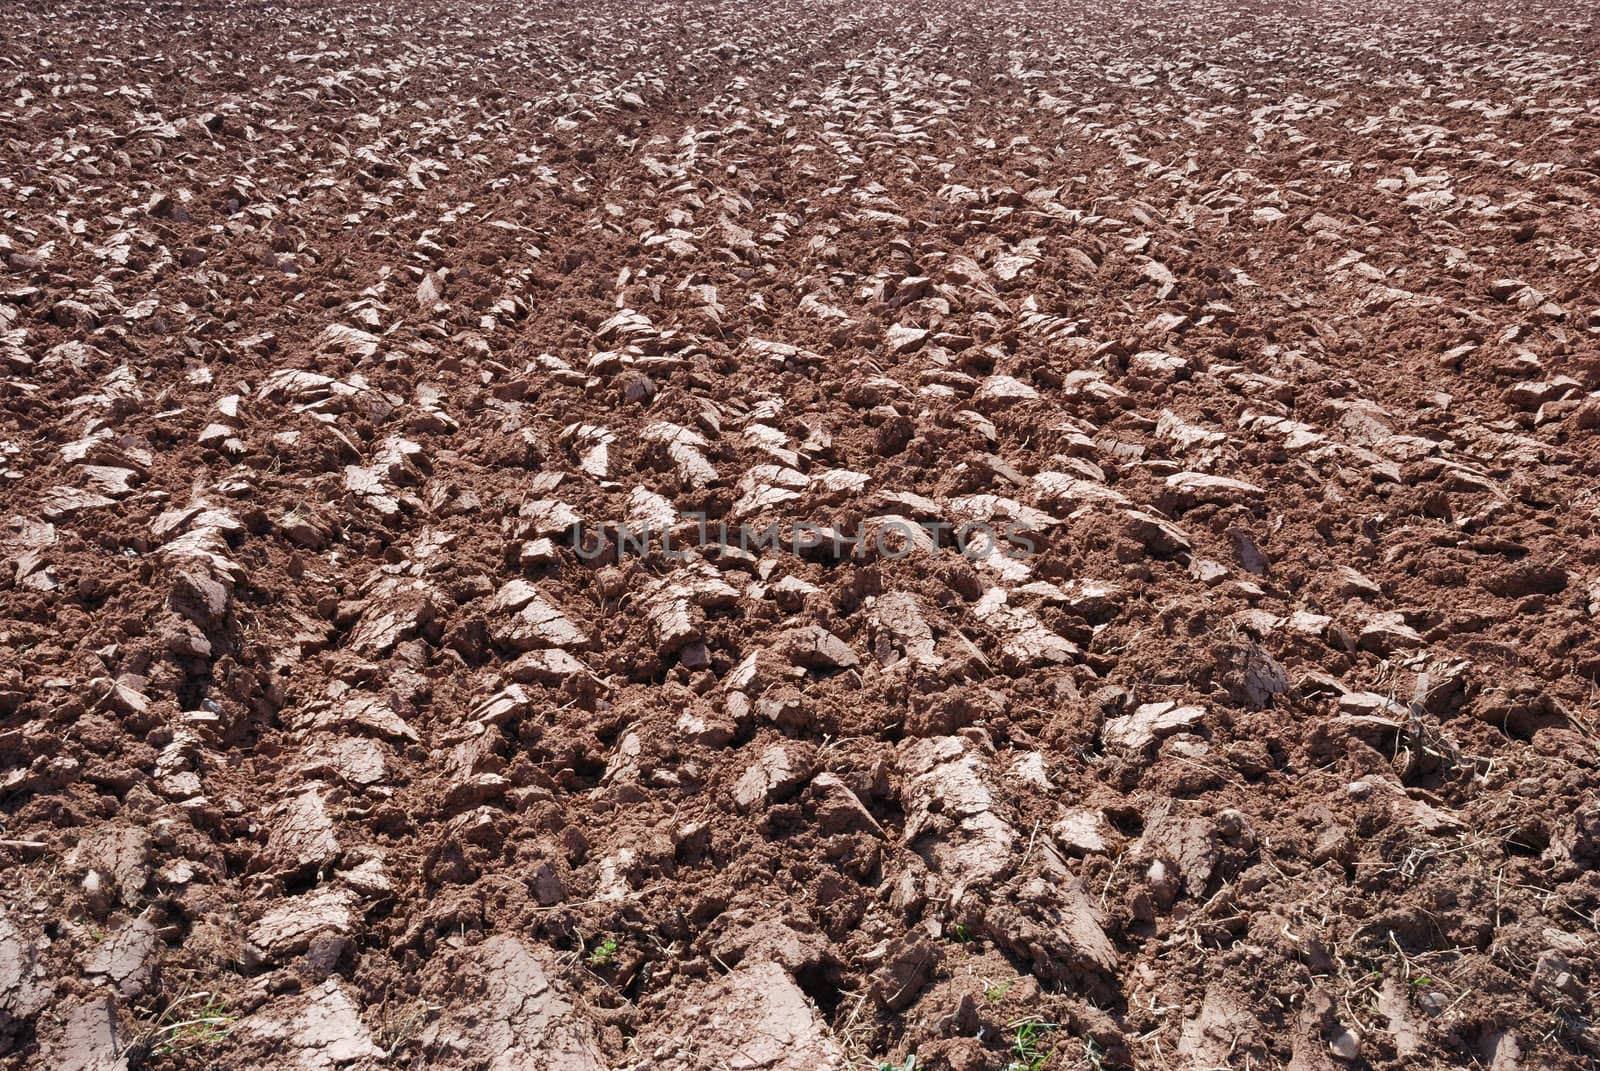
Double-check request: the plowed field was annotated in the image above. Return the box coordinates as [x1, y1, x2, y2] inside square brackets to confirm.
[2, 1, 1599, 1068]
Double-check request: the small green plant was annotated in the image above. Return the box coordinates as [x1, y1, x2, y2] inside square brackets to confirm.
[146, 992, 236, 1055]
[877, 1057, 917, 1071]
[984, 980, 1013, 1003]
[1006, 1017, 1056, 1071]
[587, 936, 620, 967]
[947, 923, 973, 943]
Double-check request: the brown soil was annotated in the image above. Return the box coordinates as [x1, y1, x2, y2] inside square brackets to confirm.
[2, 0, 1599, 1068]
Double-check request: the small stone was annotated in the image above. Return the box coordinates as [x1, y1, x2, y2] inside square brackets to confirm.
[1329, 1025, 1361, 1061]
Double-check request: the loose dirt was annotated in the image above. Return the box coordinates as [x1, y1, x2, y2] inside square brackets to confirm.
[2, 0, 1598, 1068]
